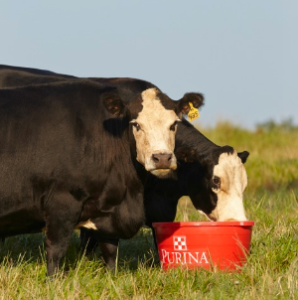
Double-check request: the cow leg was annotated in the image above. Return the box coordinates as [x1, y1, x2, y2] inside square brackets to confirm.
[80, 228, 99, 254]
[80, 228, 119, 270]
[45, 226, 74, 276]
[45, 191, 83, 277]
[98, 238, 119, 270]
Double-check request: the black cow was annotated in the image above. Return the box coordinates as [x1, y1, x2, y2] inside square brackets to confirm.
[0, 65, 249, 269]
[0, 78, 203, 276]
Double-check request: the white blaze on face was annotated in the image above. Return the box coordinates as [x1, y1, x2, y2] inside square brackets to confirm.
[207, 151, 248, 221]
[131, 88, 179, 176]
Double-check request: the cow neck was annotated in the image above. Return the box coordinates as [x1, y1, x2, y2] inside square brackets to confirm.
[176, 118, 219, 159]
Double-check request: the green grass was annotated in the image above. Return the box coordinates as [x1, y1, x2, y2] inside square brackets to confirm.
[0, 122, 298, 299]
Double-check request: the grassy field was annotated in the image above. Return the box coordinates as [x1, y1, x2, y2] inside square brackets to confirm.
[0, 122, 297, 299]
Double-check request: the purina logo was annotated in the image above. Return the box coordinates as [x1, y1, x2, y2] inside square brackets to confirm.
[173, 236, 187, 251]
[160, 236, 209, 265]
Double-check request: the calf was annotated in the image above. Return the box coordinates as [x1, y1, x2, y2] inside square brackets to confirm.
[0, 79, 202, 276]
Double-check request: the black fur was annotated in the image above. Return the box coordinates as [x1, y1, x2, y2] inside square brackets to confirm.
[0, 80, 152, 275]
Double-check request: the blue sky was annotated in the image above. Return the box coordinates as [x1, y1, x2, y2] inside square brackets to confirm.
[1, 1, 297, 129]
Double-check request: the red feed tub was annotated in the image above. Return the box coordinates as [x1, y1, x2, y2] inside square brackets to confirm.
[153, 221, 254, 271]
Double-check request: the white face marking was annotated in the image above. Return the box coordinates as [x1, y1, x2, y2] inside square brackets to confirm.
[205, 151, 248, 221]
[131, 88, 179, 176]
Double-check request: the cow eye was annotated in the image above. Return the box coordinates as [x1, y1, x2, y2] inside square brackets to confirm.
[170, 121, 178, 131]
[212, 176, 221, 187]
[132, 122, 141, 131]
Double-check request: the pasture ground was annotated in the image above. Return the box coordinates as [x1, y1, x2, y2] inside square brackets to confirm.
[0, 122, 297, 299]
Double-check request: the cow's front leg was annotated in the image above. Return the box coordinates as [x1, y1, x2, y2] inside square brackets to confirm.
[45, 227, 74, 276]
[80, 228, 99, 254]
[98, 238, 119, 270]
[45, 191, 83, 277]
[80, 228, 119, 270]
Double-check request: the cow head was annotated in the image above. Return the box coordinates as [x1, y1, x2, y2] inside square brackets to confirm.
[103, 87, 204, 178]
[177, 146, 249, 221]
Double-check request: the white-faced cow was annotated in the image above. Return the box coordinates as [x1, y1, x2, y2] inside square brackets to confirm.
[0, 76, 204, 276]
[0, 65, 249, 269]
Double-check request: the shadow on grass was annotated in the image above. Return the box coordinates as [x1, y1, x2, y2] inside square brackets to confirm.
[0, 232, 89, 272]
[0, 228, 160, 273]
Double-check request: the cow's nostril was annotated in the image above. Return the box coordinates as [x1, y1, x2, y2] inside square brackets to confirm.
[167, 154, 172, 161]
[152, 154, 160, 163]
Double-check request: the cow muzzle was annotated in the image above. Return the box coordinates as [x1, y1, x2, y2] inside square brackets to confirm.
[206, 212, 247, 222]
[146, 151, 177, 178]
[152, 153, 173, 169]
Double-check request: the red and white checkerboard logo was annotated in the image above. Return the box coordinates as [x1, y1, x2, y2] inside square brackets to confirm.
[173, 236, 187, 251]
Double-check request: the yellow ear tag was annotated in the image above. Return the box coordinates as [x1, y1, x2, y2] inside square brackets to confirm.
[187, 102, 200, 122]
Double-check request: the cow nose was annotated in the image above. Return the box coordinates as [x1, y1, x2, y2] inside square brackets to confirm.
[152, 153, 172, 169]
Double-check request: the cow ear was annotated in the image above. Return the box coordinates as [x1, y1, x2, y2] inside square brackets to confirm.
[102, 90, 125, 117]
[238, 151, 249, 164]
[177, 93, 204, 115]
